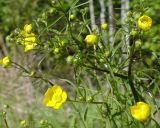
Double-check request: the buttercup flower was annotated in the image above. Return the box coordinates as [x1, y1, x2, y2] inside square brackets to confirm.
[24, 35, 36, 42]
[130, 101, 151, 122]
[20, 24, 37, 52]
[84, 34, 98, 45]
[138, 15, 152, 31]
[0, 56, 11, 67]
[43, 85, 67, 109]
[101, 23, 108, 30]
[24, 43, 37, 52]
[24, 24, 32, 34]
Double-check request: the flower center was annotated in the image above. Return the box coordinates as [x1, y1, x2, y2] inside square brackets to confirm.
[52, 94, 62, 103]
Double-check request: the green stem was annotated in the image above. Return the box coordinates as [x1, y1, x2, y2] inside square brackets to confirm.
[68, 99, 106, 105]
[11, 62, 53, 86]
[2, 113, 9, 128]
[57, 0, 82, 49]
[4, 118, 9, 128]
[83, 64, 128, 79]
[128, 40, 139, 102]
[69, 100, 88, 128]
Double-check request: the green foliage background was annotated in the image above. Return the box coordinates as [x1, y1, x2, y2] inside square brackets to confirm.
[0, 0, 160, 128]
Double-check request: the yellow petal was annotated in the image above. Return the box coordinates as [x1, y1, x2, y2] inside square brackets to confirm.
[84, 34, 98, 45]
[24, 43, 37, 52]
[24, 36, 36, 42]
[52, 94, 62, 103]
[61, 91, 67, 103]
[130, 101, 151, 122]
[53, 102, 63, 109]
[46, 100, 56, 107]
[24, 24, 32, 34]
[43, 87, 54, 105]
[51, 85, 62, 95]
[138, 15, 152, 31]
[101, 23, 108, 30]
[1, 56, 11, 67]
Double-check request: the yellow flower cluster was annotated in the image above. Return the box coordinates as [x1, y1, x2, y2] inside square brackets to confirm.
[138, 15, 152, 31]
[130, 101, 151, 122]
[21, 24, 37, 52]
[43, 85, 67, 109]
[0, 56, 11, 68]
[84, 34, 98, 45]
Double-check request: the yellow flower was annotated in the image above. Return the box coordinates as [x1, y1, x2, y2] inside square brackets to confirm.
[20, 24, 36, 52]
[130, 102, 151, 122]
[24, 24, 32, 34]
[24, 43, 37, 52]
[138, 15, 152, 31]
[101, 23, 108, 30]
[84, 34, 98, 45]
[21, 30, 35, 37]
[24, 36, 36, 42]
[43, 85, 67, 109]
[0, 56, 11, 67]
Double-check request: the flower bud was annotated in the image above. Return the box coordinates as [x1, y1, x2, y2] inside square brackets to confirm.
[84, 34, 98, 45]
[54, 48, 60, 54]
[135, 39, 142, 49]
[40, 119, 48, 125]
[70, 14, 76, 20]
[87, 96, 93, 102]
[104, 51, 110, 58]
[0, 56, 11, 68]
[124, 18, 130, 23]
[2, 111, 6, 116]
[3, 104, 9, 109]
[126, 11, 132, 17]
[20, 120, 28, 127]
[24, 24, 32, 34]
[101, 23, 108, 30]
[130, 30, 138, 37]
[99, 58, 105, 63]
[66, 56, 73, 64]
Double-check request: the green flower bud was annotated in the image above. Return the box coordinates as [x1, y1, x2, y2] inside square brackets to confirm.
[126, 11, 132, 17]
[70, 14, 76, 20]
[54, 48, 60, 54]
[87, 96, 93, 102]
[59, 40, 65, 47]
[2, 111, 6, 116]
[20, 120, 28, 127]
[130, 30, 138, 37]
[40, 119, 48, 125]
[99, 58, 105, 63]
[135, 39, 142, 49]
[78, 96, 85, 101]
[3, 104, 9, 109]
[104, 51, 110, 58]
[124, 18, 130, 23]
[84, 7, 89, 12]
[66, 56, 73, 64]
[101, 23, 108, 30]
[73, 58, 79, 64]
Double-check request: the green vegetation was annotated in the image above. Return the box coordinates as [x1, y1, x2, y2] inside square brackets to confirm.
[0, 0, 160, 128]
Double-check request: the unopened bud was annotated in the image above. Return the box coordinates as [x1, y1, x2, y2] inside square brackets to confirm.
[130, 30, 138, 37]
[54, 48, 60, 54]
[135, 39, 142, 49]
